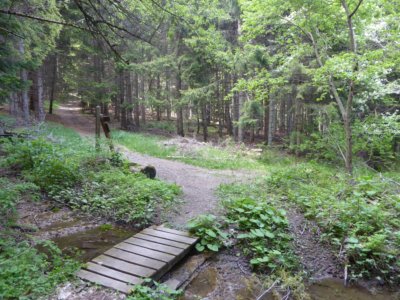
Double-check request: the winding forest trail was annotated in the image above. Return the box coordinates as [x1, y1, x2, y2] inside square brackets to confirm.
[48, 101, 342, 281]
[48, 101, 250, 226]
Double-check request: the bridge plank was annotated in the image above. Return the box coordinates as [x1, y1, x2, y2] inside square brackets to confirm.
[93, 255, 156, 278]
[104, 248, 166, 270]
[156, 225, 193, 237]
[142, 228, 198, 244]
[125, 237, 182, 255]
[77, 269, 133, 294]
[84, 262, 143, 285]
[77, 226, 197, 293]
[134, 233, 187, 249]
[115, 242, 175, 263]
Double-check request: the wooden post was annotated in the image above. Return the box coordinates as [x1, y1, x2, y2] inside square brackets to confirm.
[95, 105, 101, 151]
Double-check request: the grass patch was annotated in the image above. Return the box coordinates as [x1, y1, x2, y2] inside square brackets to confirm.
[114, 130, 270, 170]
[113, 130, 176, 158]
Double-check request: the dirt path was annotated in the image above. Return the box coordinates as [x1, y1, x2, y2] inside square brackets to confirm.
[48, 101, 250, 226]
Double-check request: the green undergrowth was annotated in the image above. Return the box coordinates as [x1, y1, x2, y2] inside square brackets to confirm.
[0, 117, 181, 298]
[0, 127, 81, 298]
[187, 198, 297, 273]
[1, 122, 180, 226]
[219, 160, 400, 285]
[127, 279, 182, 300]
[0, 237, 79, 299]
[113, 130, 176, 158]
[114, 130, 268, 170]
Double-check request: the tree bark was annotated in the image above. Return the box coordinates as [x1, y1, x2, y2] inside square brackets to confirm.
[32, 67, 45, 122]
[176, 66, 184, 137]
[49, 53, 57, 114]
[268, 95, 275, 146]
[18, 39, 30, 124]
[133, 72, 140, 127]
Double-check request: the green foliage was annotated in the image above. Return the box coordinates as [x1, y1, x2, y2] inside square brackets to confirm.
[2, 137, 79, 190]
[127, 280, 182, 300]
[0, 178, 39, 226]
[224, 198, 296, 271]
[113, 131, 176, 158]
[0, 120, 180, 226]
[264, 163, 400, 284]
[0, 237, 79, 299]
[114, 130, 264, 170]
[52, 168, 180, 225]
[187, 214, 228, 252]
[290, 114, 400, 169]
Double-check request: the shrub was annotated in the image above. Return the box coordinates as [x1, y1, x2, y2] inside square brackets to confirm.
[187, 214, 228, 252]
[224, 198, 297, 271]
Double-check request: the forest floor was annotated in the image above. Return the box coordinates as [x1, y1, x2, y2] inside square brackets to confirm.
[45, 102, 348, 296]
[1, 104, 398, 299]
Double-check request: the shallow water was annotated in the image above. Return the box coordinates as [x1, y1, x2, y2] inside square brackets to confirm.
[308, 278, 399, 300]
[183, 264, 399, 300]
[52, 225, 134, 262]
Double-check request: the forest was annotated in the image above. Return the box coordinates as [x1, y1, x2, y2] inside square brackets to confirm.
[0, 0, 399, 299]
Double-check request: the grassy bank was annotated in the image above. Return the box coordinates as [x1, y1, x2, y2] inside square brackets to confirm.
[218, 157, 400, 285]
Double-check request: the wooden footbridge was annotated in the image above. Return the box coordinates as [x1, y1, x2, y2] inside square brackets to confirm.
[77, 225, 198, 293]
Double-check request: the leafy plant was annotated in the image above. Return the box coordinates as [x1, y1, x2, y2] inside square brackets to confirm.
[224, 198, 297, 270]
[187, 214, 228, 252]
[127, 279, 182, 300]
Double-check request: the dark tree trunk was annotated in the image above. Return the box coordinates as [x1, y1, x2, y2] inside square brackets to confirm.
[133, 73, 140, 127]
[49, 53, 57, 114]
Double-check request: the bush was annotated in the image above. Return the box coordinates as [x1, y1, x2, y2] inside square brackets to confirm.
[224, 198, 297, 271]
[2, 138, 79, 190]
[52, 168, 180, 225]
[187, 214, 228, 252]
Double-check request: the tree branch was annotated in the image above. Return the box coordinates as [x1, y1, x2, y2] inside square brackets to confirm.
[348, 0, 364, 19]
[0, 9, 94, 33]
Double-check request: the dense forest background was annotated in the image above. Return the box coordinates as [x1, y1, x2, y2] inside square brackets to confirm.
[1, 0, 399, 174]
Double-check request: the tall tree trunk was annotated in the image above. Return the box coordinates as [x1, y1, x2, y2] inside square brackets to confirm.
[140, 75, 146, 124]
[232, 75, 239, 140]
[238, 89, 245, 142]
[126, 71, 133, 125]
[119, 70, 127, 129]
[156, 74, 161, 121]
[165, 75, 171, 120]
[268, 95, 275, 146]
[224, 73, 233, 135]
[133, 73, 140, 127]
[32, 67, 45, 122]
[216, 70, 223, 138]
[176, 66, 184, 137]
[202, 102, 208, 142]
[49, 53, 57, 114]
[18, 39, 30, 124]
[263, 97, 269, 143]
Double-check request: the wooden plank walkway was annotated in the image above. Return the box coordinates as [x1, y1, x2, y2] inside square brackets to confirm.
[77, 225, 198, 294]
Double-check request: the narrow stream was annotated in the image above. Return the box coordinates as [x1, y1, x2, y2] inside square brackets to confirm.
[51, 226, 399, 299]
[52, 225, 134, 262]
